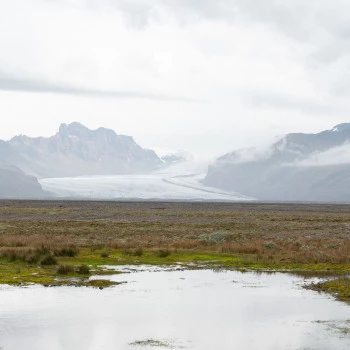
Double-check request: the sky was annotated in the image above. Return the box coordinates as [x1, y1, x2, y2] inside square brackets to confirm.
[1, 0, 350, 161]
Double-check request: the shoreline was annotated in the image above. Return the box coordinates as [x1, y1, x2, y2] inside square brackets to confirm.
[0, 200, 349, 301]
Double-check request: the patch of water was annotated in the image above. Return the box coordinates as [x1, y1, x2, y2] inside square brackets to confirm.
[0, 269, 349, 350]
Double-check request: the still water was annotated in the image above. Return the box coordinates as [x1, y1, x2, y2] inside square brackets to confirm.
[0, 268, 349, 350]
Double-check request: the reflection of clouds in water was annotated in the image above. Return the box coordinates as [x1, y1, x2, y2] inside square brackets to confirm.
[312, 320, 350, 338]
[129, 337, 189, 348]
[0, 270, 349, 350]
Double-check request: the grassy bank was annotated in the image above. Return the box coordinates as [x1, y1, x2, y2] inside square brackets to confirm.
[0, 200, 349, 299]
[306, 277, 350, 302]
[1, 247, 349, 294]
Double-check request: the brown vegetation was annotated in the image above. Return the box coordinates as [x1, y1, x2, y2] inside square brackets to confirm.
[0, 200, 349, 266]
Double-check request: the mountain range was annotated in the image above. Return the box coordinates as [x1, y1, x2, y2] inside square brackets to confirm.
[0, 122, 165, 198]
[3, 122, 350, 201]
[203, 123, 350, 202]
[0, 122, 162, 178]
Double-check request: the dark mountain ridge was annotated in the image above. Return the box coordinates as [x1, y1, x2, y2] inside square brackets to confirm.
[203, 123, 350, 202]
[0, 161, 49, 198]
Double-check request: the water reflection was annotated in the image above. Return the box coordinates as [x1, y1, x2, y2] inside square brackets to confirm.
[0, 269, 349, 350]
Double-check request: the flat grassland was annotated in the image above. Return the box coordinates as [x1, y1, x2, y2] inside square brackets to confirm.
[0, 200, 349, 299]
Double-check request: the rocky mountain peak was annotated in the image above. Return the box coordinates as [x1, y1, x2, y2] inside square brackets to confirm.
[0, 122, 163, 177]
[59, 122, 92, 138]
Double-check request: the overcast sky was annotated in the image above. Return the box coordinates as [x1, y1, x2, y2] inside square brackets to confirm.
[1, 0, 350, 161]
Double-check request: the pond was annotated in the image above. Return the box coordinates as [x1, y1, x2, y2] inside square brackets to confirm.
[0, 268, 349, 350]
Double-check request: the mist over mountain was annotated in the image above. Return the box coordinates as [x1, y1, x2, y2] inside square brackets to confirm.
[0, 161, 48, 198]
[160, 151, 193, 166]
[0, 122, 163, 178]
[203, 123, 350, 202]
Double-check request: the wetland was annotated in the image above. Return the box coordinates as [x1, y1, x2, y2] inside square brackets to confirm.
[0, 200, 349, 349]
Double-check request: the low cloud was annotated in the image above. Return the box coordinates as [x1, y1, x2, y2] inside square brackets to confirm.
[291, 143, 350, 167]
[218, 145, 273, 164]
[0, 72, 191, 102]
[243, 91, 334, 115]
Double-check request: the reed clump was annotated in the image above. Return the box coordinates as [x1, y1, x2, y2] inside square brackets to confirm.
[40, 254, 57, 265]
[76, 264, 90, 274]
[0, 244, 79, 265]
[155, 249, 170, 258]
[56, 265, 75, 275]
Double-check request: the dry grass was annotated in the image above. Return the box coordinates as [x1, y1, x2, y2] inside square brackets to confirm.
[0, 200, 349, 266]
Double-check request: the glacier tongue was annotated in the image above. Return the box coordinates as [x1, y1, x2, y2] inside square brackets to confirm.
[40, 164, 251, 201]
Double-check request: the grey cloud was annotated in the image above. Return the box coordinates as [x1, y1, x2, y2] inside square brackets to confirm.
[310, 42, 350, 64]
[243, 91, 334, 115]
[161, 0, 238, 21]
[0, 72, 191, 102]
[81, 0, 350, 102]
[234, 0, 350, 62]
[86, 0, 158, 28]
[83, 0, 239, 27]
[74, 0, 350, 42]
[330, 74, 350, 97]
[85, 0, 350, 63]
[234, 0, 314, 40]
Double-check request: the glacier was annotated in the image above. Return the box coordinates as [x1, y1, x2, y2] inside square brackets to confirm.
[40, 162, 251, 201]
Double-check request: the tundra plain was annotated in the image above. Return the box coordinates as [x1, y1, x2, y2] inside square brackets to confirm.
[0, 200, 349, 300]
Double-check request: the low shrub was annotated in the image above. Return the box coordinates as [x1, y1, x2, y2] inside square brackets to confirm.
[25, 253, 40, 264]
[36, 245, 50, 256]
[40, 254, 57, 265]
[56, 265, 74, 275]
[0, 248, 22, 261]
[133, 248, 143, 257]
[156, 249, 170, 258]
[54, 246, 79, 257]
[0, 248, 39, 263]
[199, 231, 231, 244]
[76, 264, 90, 274]
[263, 241, 276, 250]
[221, 243, 260, 254]
[0, 247, 33, 261]
[100, 250, 109, 258]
